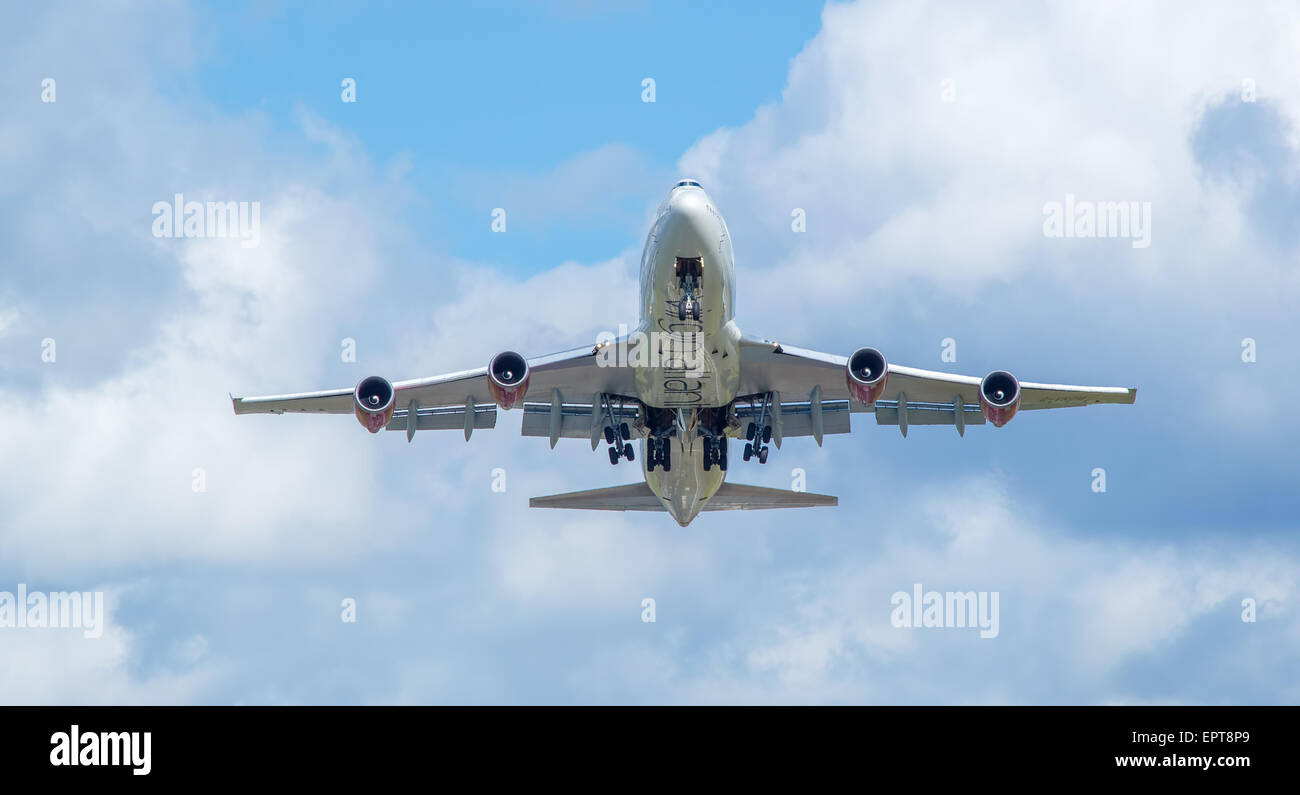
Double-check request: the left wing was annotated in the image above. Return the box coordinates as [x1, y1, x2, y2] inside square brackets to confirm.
[231, 343, 641, 442]
[735, 334, 1135, 440]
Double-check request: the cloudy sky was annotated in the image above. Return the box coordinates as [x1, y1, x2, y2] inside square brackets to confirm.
[0, 0, 1296, 704]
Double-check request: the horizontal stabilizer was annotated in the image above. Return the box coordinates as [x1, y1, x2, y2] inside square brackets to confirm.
[528, 481, 837, 513]
[529, 483, 665, 512]
[702, 482, 837, 511]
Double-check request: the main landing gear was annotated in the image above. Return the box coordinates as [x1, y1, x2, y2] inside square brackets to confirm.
[646, 435, 672, 472]
[675, 257, 703, 322]
[702, 434, 728, 471]
[599, 395, 634, 465]
[642, 410, 676, 472]
[693, 406, 729, 472]
[742, 393, 774, 465]
[643, 406, 680, 473]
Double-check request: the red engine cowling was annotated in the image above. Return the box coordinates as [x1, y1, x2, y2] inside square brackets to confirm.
[354, 375, 396, 433]
[979, 370, 1020, 427]
[487, 350, 530, 410]
[845, 347, 889, 405]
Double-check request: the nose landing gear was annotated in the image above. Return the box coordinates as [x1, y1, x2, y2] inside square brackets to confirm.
[675, 257, 703, 322]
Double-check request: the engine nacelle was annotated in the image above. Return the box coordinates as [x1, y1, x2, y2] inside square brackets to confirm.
[354, 375, 396, 433]
[979, 370, 1020, 427]
[845, 347, 889, 405]
[487, 350, 530, 410]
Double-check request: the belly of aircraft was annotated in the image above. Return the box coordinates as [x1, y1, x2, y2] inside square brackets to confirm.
[634, 261, 739, 409]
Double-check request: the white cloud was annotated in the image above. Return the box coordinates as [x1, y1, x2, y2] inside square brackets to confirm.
[0, 0, 1296, 705]
[680, 0, 1300, 308]
[0, 586, 217, 705]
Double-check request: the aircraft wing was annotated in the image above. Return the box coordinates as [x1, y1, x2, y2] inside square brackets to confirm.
[735, 334, 1135, 440]
[231, 343, 641, 442]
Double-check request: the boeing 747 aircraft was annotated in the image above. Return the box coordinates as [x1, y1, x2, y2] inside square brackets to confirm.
[232, 180, 1136, 525]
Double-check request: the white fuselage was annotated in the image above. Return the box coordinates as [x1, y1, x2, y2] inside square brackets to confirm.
[635, 182, 741, 525]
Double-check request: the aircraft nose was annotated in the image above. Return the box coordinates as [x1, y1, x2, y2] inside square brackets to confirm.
[662, 184, 714, 254]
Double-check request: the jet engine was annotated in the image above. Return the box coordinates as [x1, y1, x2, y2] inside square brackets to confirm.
[354, 375, 396, 433]
[487, 350, 530, 410]
[845, 347, 889, 405]
[979, 370, 1020, 427]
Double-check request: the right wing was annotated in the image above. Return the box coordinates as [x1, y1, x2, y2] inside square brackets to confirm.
[737, 336, 1136, 408]
[735, 334, 1135, 441]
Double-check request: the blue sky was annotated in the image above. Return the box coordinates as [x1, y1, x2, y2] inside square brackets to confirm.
[0, 1, 1297, 704]
[184, 0, 821, 268]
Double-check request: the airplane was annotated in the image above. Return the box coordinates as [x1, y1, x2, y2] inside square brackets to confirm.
[231, 179, 1136, 526]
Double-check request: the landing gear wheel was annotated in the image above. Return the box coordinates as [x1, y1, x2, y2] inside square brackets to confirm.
[762, 425, 772, 444]
[718, 440, 728, 471]
[743, 443, 753, 462]
[758, 446, 769, 464]
[677, 298, 687, 321]
[609, 447, 620, 465]
[624, 443, 634, 461]
[746, 423, 756, 441]
[662, 444, 672, 472]
[619, 422, 630, 441]
[604, 426, 615, 445]
[691, 301, 701, 321]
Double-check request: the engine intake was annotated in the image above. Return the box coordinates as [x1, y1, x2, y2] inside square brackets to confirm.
[488, 350, 530, 410]
[354, 375, 396, 433]
[979, 370, 1020, 427]
[845, 347, 889, 405]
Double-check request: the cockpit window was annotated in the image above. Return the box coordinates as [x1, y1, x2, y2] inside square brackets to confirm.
[675, 179, 702, 188]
